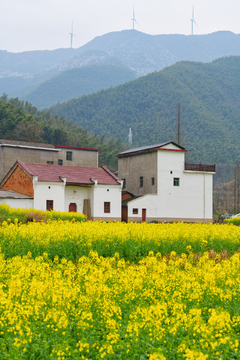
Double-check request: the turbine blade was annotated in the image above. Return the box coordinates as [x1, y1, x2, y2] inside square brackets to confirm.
[192, 5, 194, 19]
[193, 19, 199, 28]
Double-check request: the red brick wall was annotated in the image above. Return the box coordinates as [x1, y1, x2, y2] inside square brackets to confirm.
[1, 164, 33, 197]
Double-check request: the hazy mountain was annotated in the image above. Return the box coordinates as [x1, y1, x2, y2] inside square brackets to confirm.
[49, 56, 240, 165]
[24, 64, 136, 109]
[2, 30, 240, 102]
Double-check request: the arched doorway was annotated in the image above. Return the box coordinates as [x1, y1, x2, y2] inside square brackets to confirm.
[69, 203, 77, 212]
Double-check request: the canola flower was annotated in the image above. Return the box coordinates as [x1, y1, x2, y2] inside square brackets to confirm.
[0, 249, 240, 359]
[0, 220, 239, 261]
[0, 219, 240, 358]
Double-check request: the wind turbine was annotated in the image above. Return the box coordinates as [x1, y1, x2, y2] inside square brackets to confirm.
[132, 7, 139, 30]
[69, 21, 76, 48]
[190, 6, 199, 35]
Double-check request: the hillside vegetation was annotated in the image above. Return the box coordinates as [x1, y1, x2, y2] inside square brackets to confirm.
[0, 96, 127, 169]
[50, 56, 240, 164]
[25, 64, 136, 109]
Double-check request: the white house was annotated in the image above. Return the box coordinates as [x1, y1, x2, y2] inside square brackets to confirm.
[0, 161, 122, 221]
[118, 142, 215, 223]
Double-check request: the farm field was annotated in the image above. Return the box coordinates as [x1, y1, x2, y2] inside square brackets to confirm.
[0, 220, 240, 359]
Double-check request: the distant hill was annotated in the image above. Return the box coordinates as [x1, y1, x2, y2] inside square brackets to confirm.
[49, 56, 240, 165]
[24, 64, 136, 109]
[2, 30, 240, 103]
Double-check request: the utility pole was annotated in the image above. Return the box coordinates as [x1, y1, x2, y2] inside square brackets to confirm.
[176, 102, 181, 145]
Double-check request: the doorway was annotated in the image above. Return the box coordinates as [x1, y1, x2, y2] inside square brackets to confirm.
[142, 209, 146, 222]
[69, 203, 77, 212]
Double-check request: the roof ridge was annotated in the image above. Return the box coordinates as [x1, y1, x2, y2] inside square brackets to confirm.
[102, 166, 121, 184]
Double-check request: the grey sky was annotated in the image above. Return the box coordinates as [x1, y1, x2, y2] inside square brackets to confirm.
[1, 0, 240, 53]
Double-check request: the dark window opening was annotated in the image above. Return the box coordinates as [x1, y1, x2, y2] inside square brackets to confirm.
[151, 177, 155, 186]
[104, 202, 110, 213]
[173, 178, 180, 186]
[66, 151, 72, 161]
[58, 159, 63, 165]
[123, 179, 126, 189]
[133, 208, 138, 214]
[46, 200, 53, 211]
[140, 176, 143, 187]
[47, 161, 54, 165]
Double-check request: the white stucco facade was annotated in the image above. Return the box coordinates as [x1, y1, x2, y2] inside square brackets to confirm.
[32, 176, 122, 220]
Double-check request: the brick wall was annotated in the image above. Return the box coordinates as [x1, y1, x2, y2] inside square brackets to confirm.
[1, 164, 33, 197]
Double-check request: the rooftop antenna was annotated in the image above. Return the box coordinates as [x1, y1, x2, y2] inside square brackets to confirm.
[132, 7, 139, 30]
[128, 128, 133, 145]
[190, 5, 199, 35]
[69, 21, 76, 48]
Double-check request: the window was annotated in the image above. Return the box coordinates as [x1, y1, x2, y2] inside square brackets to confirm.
[133, 208, 138, 214]
[104, 202, 110, 213]
[122, 179, 126, 189]
[58, 159, 63, 165]
[173, 177, 180, 186]
[47, 161, 53, 165]
[66, 151, 72, 161]
[140, 176, 143, 187]
[46, 200, 53, 211]
[151, 177, 155, 186]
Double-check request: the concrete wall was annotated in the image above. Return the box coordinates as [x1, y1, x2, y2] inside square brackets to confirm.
[0, 144, 99, 182]
[56, 148, 98, 167]
[0, 199, 33, 209]
[118, 151, 157, 196]
[0, 145, 57, 182]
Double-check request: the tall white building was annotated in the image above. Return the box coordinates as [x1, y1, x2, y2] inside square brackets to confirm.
[118, 141, 215, 222]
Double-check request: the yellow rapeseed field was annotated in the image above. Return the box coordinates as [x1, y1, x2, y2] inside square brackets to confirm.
[0, 220, 239, 359]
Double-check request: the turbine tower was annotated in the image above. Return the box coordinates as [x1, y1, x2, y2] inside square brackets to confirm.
[70, 21, 75, 48]
[132, 7, 139, 30]
[190, 5, 198, 35]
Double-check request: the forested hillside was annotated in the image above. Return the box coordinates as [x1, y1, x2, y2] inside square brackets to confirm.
[50, 56, 240, 164]
[0, 96, 127, 169]
[25, 65, 136, 109]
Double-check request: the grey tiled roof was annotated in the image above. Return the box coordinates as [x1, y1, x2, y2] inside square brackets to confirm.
[0, 190, 33, 199]
[118, 141, 185, 157]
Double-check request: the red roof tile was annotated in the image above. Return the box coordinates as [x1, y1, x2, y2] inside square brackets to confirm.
[18, 161, 120, 185]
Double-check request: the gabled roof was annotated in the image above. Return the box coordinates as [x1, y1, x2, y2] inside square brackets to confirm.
[118, 141, 185, 157]
[18, 161, 120, 185]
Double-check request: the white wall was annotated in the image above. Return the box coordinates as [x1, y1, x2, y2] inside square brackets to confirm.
[33, 181, 65, 211]
[0, 199, 33, 209]
[127, 149, 214, 222]
[91, 184, 122, 220]
[64, 186, 90, 213]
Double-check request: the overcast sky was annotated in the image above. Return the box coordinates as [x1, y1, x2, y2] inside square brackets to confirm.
[1, 0, 240, 53]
